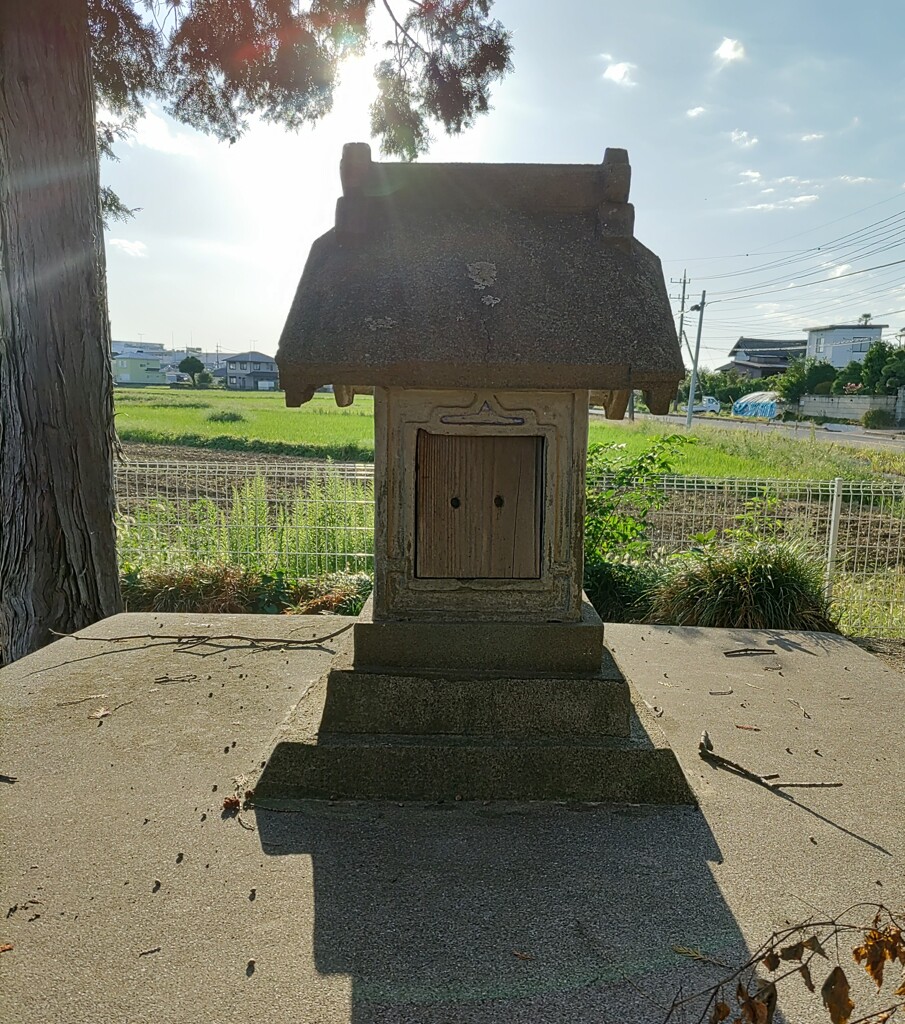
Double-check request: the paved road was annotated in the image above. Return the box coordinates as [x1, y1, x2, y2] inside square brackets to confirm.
[591, 408, 905, 453]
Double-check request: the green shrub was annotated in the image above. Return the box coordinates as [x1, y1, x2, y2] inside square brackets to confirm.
[584, 433, 693, 559]
[813, 380, 833, 395]
[207, 410, 246, 423]
[120, 563, 373, 615]
[648, 542, 838, 631]
[862, 408, 895, 429]
[583, 558, 664, 622]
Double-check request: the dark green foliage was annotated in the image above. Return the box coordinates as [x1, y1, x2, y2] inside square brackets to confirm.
[861, 341, 895, 394]
[677, 368, 748, 406]
[196, 370, 213, 387]
[88, 2, 512, 157]
[583, 434, 690, 623]
[777, 359, 837, 404]
[206, 410, 245, 423]
[179, 355, 205, 385]
[648, 543, 838, 631]
[813, 380, 833, 395]
[862, 408, 896, 429]
[370, 1, 513, 159]
[880, 348, 905, 392]
[831, 360, 866, 395]
[584, 434, 692, 560]
[583, 559, 662, 623]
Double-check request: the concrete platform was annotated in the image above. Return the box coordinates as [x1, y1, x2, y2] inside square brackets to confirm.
[2, 613, 904, 1023]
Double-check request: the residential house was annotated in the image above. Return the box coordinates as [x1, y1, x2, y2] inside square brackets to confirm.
[110, 340, 166, 385]
[716, 337, 806, 379]
[804, 323, 888, 368]
[224, 351, 279, 390]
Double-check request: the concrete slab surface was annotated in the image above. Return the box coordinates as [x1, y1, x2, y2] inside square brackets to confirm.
[1, 613, 903, 1023]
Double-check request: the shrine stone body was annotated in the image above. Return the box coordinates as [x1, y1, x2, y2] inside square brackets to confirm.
[264, 143, 690, 803]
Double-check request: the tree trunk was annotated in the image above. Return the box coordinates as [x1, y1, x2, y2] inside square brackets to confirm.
[0, 0, 122, 665]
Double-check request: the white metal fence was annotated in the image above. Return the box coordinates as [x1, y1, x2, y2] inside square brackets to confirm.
[115, 461, 905, 637]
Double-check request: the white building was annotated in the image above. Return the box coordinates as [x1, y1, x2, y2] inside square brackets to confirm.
[804, 323, 887, 368]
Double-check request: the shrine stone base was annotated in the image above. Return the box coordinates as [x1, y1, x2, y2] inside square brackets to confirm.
[256, 602, 693, 804]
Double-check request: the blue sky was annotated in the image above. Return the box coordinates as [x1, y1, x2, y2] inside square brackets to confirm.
[102, 0, 905, 367]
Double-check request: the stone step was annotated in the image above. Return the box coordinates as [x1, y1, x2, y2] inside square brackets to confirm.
[255, 704, 693, 804]
[320, 652, 631, 738]
[352, 596, 605, 675]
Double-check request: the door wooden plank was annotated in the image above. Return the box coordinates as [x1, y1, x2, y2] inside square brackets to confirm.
[416, 432, 542, 578]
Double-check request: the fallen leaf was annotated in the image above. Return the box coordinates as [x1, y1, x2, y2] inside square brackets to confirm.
[709, 1000, 731, 1023]
[779, 941, 804, 962]
[0, 943, 12, 953]
[222, 796, 240, 813]
[821, 966, 854, 1024]
[762, 951, 780, 971]
[88, 706, 110, 719]
[735, 725, 761, 732]
[512, 950, 534, 961]
[853, 926, 904, 990]
[712, 999, 733, 1024]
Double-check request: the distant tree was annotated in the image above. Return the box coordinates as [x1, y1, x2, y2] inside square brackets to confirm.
[861, 341, 895, 394]
[196, 370, 213, 388]
[880, 349, 905, 392]
[858, 312, 873, 326]
[776, 359, 836, 405]
[831, 360, 865, 395]
[1, 1, 513, 664]
[179, 355, 205, 386]
[676, 368, 747, 406]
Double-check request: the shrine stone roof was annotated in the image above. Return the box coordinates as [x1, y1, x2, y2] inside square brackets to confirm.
[276, 144, 683, 412]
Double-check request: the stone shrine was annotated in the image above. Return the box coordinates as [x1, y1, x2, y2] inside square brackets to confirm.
[261, 143, 690, 802]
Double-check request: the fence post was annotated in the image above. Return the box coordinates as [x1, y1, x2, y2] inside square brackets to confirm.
[825, 476, 844, 601]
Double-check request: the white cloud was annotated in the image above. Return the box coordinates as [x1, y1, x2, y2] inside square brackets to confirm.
[602, 61, 637, 87]
[801, 132, 824, 142]
[838, 175, 875, 184]
[108, 238, 148, 258]
[686, 106, 706, 118]
[129, 108, 200, 157]
[715, 37, 745, 64]
[828, 264, 852, 278]
[739, 169, 761, 182]
[730, 129, 758, 148]
[743, 194, 818, 212]
[760, 188, 775, 194]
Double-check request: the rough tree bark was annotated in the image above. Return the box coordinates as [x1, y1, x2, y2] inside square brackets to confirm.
[0, 0, 122, 665]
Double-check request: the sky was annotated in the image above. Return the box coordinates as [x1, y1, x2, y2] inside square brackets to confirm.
[101, 0, 905, 368]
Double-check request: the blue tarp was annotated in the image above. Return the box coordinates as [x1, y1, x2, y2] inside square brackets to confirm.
[732, 391, 781, 418]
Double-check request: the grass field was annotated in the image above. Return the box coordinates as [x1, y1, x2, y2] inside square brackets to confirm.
[116, 387, 905, 479]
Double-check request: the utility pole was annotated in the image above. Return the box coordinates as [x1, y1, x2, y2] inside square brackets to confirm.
[685, 290, 707, 429]
[670, 270, 690, 411]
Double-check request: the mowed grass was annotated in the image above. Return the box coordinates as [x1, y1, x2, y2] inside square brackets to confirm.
[115, 387, 905, 479]
[116, 387, 375, 461]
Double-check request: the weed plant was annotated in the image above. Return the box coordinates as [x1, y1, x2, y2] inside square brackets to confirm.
[207, 410, 246, 423]
[648, 542, 838, 631]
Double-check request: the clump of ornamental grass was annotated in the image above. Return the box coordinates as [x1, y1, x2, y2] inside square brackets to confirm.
[648, 542, 839, 632]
